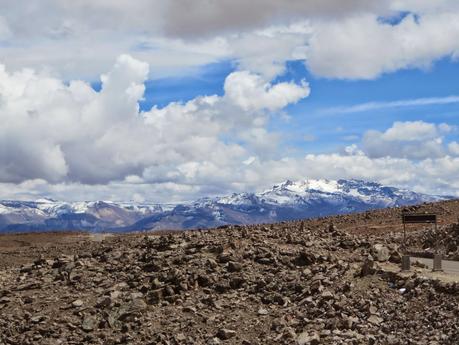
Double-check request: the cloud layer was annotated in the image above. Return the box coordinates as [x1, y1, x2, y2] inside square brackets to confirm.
[307, 11, 459, 79]
[1, 1, 459, 80]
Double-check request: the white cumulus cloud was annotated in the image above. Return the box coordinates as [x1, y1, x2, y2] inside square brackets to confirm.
[0, 55, 310, 190]
[361, 121, 452, 159]
[306, 12, 459, 79]
[224, 71, 310, 112]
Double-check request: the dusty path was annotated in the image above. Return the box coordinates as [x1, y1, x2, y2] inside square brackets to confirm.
[412, 257, 459, 275]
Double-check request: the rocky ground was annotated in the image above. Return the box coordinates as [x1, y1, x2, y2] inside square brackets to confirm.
[1, 200, 459, 344]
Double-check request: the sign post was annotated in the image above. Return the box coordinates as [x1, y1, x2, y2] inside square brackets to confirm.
[401, 213, 439, 272]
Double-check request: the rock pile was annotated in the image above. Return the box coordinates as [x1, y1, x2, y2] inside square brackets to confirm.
[0, 220, 458, 344]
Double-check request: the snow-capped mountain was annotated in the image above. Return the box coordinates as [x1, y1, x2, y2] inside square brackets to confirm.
[216, 179, 435, 207]
[0, 199, 167, 232]
[0, 179, 451, 233]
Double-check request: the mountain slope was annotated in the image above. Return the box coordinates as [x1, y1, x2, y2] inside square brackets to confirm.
[0, 179, 450, 232]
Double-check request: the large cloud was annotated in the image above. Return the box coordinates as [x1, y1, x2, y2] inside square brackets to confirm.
[306, 12, 459, 79]
[0, 55, 310, 187]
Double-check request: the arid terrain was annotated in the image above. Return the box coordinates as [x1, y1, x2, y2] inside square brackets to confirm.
[1, 200, 459, 344]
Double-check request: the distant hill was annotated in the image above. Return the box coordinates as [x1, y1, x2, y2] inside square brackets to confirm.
[0, 179, 450, 232]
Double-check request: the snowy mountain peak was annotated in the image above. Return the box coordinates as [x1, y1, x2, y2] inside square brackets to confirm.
[277, 179, 340, 194]
[256, 178, 445, 207]
[34, 197, 57, 203]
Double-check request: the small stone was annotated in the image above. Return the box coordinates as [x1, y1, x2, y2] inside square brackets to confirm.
[72, 299, 84, 308]
[127, 298, 147, 314]
[217, 328, 236, 340]
[217, 253, 232, 264]
[227, 261, 242, 272]
[176, 333, 187, 341]
[110, 290, 122, 300]
[207, 258, 219, 269]
[321, 290, 334, 300]
[31, 315, 45, 324]
[297, 332, 320, 345]
[0, 297, 11, 304]
[258, 307, 269, 315]
[23, 296, 33, 304]
[360, 257, 375, 277]
[82, 315, 98, 332]
[146, 289, 163, 304]
[389, 250, 402, 264]
[95, 296, 111, 308]
[207, 337, 222, 345]
[367, 315, 383, 325]
[130, 292, 144, 300]
[373, 244, 390, 262]
[20, 264, 34, 273]
[183, 306, 197, 313]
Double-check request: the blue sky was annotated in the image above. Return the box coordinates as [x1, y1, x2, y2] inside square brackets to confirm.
[130, 57, 459, 156]
[287, 58, 459, 153]
[1, 1, 459, 202]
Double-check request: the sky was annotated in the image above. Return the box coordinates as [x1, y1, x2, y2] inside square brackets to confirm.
[1, 0, 459, 202]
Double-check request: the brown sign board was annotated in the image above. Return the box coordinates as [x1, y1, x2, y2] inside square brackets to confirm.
[402, 213, 437, 224]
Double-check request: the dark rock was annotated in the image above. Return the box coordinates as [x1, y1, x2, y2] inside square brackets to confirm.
[227, 261, 242, 272]
[216, 328, 236, 340]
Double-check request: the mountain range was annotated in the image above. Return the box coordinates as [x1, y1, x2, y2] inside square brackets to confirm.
[0, 179, 450, 233]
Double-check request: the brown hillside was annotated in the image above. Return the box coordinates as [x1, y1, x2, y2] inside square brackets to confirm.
[0, 200, 459, 344]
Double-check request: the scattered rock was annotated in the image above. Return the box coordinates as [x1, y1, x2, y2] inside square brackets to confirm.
[2, 205, 459, 344]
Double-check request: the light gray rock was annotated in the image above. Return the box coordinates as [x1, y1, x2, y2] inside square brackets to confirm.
[72, 299, 83, 308]
[82, 315, 97, 332]
[297, 331, 320, 345]
[373, 244, 390, 262]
